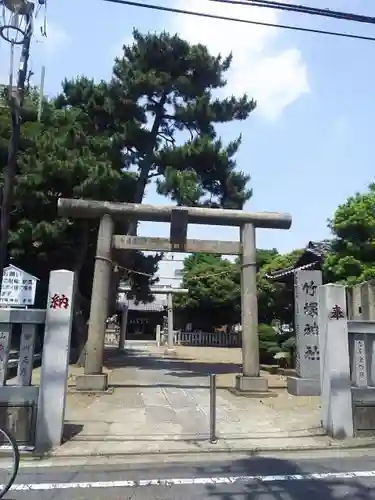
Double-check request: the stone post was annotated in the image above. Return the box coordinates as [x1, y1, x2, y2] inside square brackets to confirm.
[0, 322, 12, 386]
[346, 286, 354, 321]
[16, 323, 36, 386]
[318, 283, 353, 438]
[156, 324, 161, 347]
[359, 280, 375, 320]
[352, 284, 363, 319]
[165, 292, 175, 354]
[35, 270, 76, 451]
[118, 305, 128, 350]
[77, 214, 114, 391]
[359, 281, 375, 386]
[287, 270, 322, 396]
[236, 223, 267, 392]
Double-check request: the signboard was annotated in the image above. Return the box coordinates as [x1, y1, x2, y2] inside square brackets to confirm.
[0, 265, 38, 306]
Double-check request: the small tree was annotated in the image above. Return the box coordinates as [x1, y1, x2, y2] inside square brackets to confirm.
[324, 185, 375, 284]
[176, 254, 240, 328]
[258, 323, 281, 364]
[257, 249, 303, 325]
[176, 248, 301, 329]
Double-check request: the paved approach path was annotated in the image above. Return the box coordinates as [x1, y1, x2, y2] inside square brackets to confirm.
[57, 344, 331, 457]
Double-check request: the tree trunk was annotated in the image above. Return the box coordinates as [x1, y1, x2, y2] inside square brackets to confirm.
[126, 94, 167, 236]
[72, 221, 90, 366]
[109, 96, 167, 311]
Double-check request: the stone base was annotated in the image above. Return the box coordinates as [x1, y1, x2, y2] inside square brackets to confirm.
[76, 374, 108, 392]
[0, 403, 35, 445]
[164, 347, 177, 356]
[287, 376, 320, 396]
[235, 374, 268, 393]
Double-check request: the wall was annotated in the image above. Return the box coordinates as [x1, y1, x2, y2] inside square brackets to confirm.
[154, 253, 184, 299]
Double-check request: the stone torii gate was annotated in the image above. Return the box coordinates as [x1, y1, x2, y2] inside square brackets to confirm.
[58, 198, 292, 392]
[118, 284, 188, 352]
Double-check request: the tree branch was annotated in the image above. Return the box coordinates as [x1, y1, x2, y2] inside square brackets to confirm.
[127, 93, 168, 237]
[147, 172, 160, 179]
[158, 132, 175, 145]
[164, 114, 196, 140]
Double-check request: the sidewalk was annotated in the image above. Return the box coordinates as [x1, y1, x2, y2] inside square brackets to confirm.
[39, 343, 348, 458]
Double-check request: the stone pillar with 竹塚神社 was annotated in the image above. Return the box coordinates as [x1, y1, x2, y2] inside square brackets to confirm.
[287, 269, 323, 396]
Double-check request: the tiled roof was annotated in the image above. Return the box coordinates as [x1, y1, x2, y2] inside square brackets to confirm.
[265, 240, 332, 280]
[305, 240, 332, 258]
[266, 261, 319, 279]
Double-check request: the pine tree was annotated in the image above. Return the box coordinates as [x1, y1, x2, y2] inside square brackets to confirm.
[111, 29, 255, 213]
[4, 29, 257, 361]
[60, 29, 256, 224]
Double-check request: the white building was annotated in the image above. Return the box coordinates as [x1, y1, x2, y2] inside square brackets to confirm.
[116, 253, 186, 337]
[155, 253, 184, 288]
[117, 252, 185, 311]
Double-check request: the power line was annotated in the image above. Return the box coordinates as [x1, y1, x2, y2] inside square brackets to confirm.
[210, 0, 375, 26]
[115, 262, 237, 282]
[103, 0, 375, 42]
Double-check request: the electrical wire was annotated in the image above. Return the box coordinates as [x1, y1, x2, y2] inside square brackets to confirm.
[102, 0, 375, 280]
[114, 262, 237, 281]
[210, 0, 375, 26]
[103, 0, 375, 42]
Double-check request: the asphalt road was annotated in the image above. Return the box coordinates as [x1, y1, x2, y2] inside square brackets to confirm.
[4, 452, 375, 499]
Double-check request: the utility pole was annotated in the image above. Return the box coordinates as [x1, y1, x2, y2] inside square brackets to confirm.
[0, 0, 35, 291]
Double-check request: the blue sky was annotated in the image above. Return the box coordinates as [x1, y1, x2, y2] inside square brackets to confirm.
[1, 0, 373, 254]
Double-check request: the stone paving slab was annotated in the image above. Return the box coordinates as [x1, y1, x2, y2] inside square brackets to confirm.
[55, 344, 329, 457]
[9, 343, 375, 459]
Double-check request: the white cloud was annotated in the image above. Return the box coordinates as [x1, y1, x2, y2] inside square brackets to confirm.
[169, 0, 310, 120]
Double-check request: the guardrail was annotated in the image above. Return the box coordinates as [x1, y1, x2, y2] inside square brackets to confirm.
[105, 328, 241, 348]
[174, 330, 241, 347]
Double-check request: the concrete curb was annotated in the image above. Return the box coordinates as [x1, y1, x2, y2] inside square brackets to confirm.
[18, 439, 375, 462]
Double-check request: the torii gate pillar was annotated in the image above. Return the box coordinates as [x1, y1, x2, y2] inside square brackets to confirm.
[236, 223, 266, 391]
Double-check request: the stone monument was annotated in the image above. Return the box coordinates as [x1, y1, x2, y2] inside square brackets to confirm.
[287, 269, 322, 396]
[35, 270, 76, 451]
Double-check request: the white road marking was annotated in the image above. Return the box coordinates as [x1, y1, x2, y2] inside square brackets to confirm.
[5, 470, 375, 491]
[0, 445, 34, 452]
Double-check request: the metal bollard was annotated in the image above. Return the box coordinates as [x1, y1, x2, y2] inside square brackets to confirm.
[209, 374, 217, 444]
